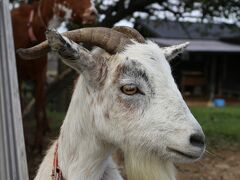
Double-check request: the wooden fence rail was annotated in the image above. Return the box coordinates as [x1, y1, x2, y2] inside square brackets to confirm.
[0, 0, 29, 179]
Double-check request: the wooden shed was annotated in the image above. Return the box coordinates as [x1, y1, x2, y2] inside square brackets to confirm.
[136, 20, 240, 101]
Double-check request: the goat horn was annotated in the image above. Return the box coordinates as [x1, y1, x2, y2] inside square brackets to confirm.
[113, 26, 145, 43]
[17, 27, 132, 60]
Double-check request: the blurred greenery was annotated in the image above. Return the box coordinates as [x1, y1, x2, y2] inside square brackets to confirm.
[47, 111, 65, 137]
[191, 105, 240, 146]
[47, 105, 240, 146]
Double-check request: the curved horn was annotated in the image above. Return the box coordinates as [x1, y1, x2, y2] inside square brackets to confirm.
[17, 27, 132, 60]
[112, 26, 145, 43]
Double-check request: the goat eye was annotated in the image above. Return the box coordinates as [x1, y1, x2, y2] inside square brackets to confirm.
[121, 85, 138, 95]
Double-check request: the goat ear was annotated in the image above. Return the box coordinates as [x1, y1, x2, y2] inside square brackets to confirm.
[162, 42, 189, 61]
[46, 29, 96, 74]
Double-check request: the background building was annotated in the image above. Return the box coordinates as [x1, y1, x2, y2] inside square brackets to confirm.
[137, 20, 240, 102]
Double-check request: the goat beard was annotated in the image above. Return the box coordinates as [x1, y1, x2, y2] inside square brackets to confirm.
[124, 150, 176, 180]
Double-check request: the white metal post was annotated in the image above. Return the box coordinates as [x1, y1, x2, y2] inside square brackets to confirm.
[0, 0, 29, 179]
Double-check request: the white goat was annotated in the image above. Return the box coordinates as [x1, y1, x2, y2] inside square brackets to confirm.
[18, 27, 205, 180]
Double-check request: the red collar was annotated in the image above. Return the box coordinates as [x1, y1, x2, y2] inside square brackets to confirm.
[51, 142, 64, 180]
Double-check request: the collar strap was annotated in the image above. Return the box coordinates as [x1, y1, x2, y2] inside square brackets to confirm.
[51, 142, 64, 180]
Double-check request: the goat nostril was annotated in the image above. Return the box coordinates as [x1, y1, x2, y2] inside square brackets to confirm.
[190, 133, 205, 148]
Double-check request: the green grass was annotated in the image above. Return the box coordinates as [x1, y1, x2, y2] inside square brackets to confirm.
[191, 105, 240, 145]
[47, 105, 240, 146]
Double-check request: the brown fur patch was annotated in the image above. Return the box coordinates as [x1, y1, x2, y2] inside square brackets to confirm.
[112, 63, 123, 85]
[86, 86, 90, 95]
[92, 113, 95, 127]
[104, 111, 110, 119]
[97, 94, 104, 103]
[90, 98, 94, 106]
[93, 57, 108, 88]
[117, 96, 135, 111]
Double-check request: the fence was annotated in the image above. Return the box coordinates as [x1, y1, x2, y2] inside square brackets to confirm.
[0, 0, 29, 179]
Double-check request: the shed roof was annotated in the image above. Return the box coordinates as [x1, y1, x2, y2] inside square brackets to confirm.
[151, 38, 240, 53]
[138, 20, 240, 40]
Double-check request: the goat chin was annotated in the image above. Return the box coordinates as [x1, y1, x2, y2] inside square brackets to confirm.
[124, 151, 176, 180]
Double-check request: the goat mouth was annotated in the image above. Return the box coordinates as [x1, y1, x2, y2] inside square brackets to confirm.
[167, 147, 199, 159]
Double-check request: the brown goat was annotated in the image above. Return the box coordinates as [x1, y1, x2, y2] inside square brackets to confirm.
[11, 0, 97, 151]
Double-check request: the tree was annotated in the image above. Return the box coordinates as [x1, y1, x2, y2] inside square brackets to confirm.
[10, 0, 240, 27]
[9, 0, 34, 4]
[95, 0, 240, 27]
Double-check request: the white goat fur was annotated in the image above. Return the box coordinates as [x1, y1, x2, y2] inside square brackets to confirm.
[34, 33, 205, 180]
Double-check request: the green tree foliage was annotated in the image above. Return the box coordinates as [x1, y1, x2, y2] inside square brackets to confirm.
[10, 0, 240, 27]
[95, 0, 240, 27]
[9, 0, 35, 4]
[10, 0, 23, 2]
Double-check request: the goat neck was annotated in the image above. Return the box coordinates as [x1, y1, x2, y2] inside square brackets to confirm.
[58, 77, 122, 180]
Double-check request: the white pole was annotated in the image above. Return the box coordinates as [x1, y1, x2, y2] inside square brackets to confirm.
[0, 0, 29, 179]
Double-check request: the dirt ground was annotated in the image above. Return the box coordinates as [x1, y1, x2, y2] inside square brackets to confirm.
[177, 147, 240, 180]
